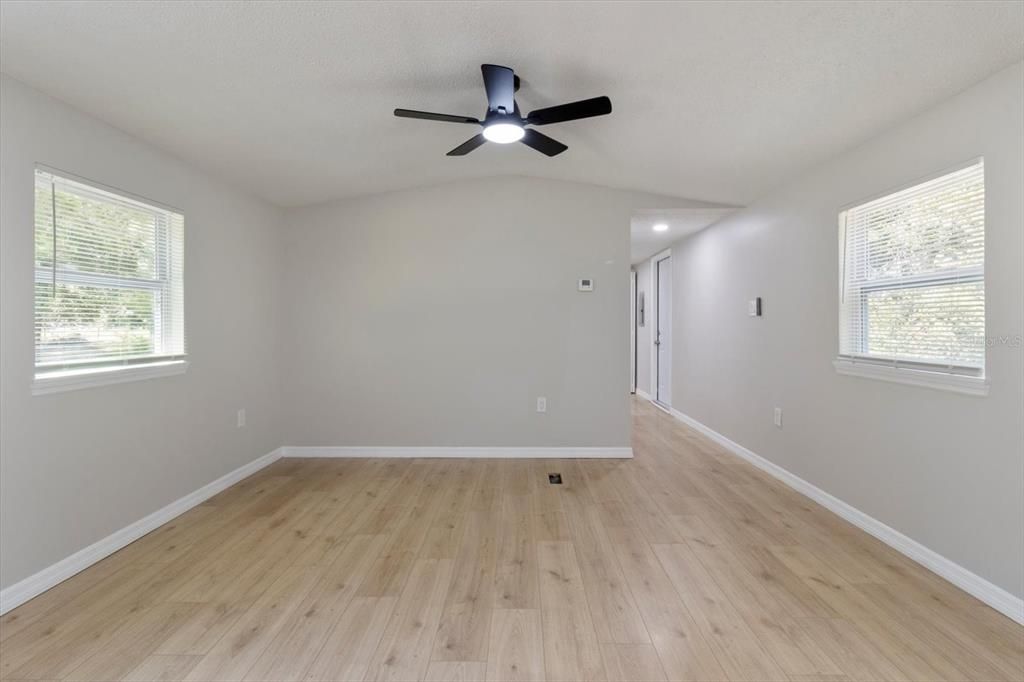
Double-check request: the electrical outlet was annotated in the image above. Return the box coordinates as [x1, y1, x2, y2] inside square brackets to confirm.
[773, 407, 782, 428]
[536, 397, 547, 413]
[237, 409, 246, 428]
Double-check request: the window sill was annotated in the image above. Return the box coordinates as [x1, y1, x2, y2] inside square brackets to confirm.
[833, 358, 988, 397]
[33, 360, 188, 396]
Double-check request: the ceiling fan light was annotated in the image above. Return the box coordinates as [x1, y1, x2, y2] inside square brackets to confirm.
[653, 223, 669, 232]
[483, 123, 525, 144]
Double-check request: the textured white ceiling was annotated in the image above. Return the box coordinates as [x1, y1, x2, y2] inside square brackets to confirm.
[1, 1, 1021, 208]
[631, 209, 736, 264]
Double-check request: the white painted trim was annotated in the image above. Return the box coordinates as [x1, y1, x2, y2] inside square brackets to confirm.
[649, 248, 671, 405]
[282, 446, 633, 459]
[0, 442, 628, 614]
[630, 269, 637, 395]
[635, 389, 652, 401]
[32, 360, 188, 396]
[833, 358, 989, 397]
[0, 447, 282, 615]
[650, 400, 672, 416]
[36, 162, 186, 214]
[650, 247, 672, 262]
[667, 407, 1024, 625]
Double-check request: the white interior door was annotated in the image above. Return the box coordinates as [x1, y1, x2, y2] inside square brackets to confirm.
[655, 255, 672, 406]
[630, 270, 637, 394]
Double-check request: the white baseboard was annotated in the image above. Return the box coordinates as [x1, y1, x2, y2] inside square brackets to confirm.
[0, 448, 282, 615]
[635, 389, 652, 401]
[282, 446, 633, 459]
[0, 442, 627, 614]
[668, 407, 1024, 625]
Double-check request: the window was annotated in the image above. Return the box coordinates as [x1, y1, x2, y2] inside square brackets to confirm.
[33, 169, 186, 393]
[836, 160, 986, 395]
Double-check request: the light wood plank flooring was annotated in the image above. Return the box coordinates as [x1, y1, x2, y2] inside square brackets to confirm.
[2, 399, 1021, 681]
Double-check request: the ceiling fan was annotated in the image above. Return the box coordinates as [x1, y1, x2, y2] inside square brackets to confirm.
[394, 64, 612, 157]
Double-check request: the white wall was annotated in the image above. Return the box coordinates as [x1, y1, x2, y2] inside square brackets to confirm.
[0, 76, 704, 591]
[0, 76, 285, 590]
[281, 177, 699, 449]
[667, 62, 1024, 598]
[4, 58, 1020, 609]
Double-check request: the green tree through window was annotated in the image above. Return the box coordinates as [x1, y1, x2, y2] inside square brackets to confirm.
[34, 170, 184, 372]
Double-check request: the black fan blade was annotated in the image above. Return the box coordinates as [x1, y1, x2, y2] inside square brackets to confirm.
[526, 96, 612, 126]
[446, 133, 488, 156]
[394, 109, 479, 124]
[520, 129, 568, 157]
[481, 64, 515, 113]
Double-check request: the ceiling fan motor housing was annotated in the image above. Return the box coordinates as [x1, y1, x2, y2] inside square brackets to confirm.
[393, 64, 612, 157]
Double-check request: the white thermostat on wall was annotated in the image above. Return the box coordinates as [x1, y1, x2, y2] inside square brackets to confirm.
[578, 278, 594, 292]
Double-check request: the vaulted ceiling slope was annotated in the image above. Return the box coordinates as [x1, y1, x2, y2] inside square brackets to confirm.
[1, 1, 1021, 208]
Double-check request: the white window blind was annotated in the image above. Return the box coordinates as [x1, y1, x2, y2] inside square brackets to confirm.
[34, 169, 185, 376]
[839, 160, 984, 376]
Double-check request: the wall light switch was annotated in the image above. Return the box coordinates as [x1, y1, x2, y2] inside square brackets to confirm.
[773, 407, 782, 428]
[748, 297, 762, 317]
[536, 397, 547, 413]
[237, 409, 246, 428]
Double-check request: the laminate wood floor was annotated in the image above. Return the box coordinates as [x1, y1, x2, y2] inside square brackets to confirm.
[2, 399, 1021, 681]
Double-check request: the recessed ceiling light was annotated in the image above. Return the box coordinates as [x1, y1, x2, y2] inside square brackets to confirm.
[482, 123, 525, 144]
[653, 223, 668, 232]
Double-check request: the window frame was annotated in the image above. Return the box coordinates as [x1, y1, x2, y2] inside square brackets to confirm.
[835, 159, 988, 396]
[32, 166, 187, 395]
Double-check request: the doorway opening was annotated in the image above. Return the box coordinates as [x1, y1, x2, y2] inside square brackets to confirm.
[632, 208, 732, 409]
[630, 270, 637, 394]
[653, 250, 672, 408]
